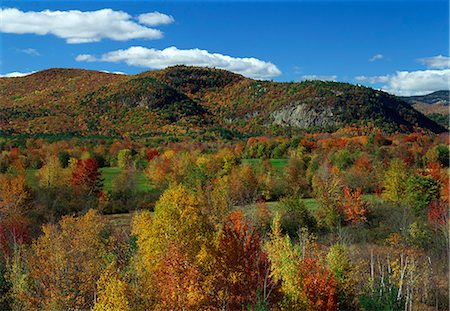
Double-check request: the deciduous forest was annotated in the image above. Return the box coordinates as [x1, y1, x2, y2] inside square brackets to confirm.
[0, 130, 448, 310]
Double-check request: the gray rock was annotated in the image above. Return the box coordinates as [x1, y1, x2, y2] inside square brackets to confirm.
[271, 101, 341, 129]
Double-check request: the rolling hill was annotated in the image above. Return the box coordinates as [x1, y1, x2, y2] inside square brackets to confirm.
[0, 66, 446, 139]
[401, 91, 449, 129]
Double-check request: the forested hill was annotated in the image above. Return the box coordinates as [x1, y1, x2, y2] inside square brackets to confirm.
[401, 90, 449, 106]
[0, 66, 446, 138]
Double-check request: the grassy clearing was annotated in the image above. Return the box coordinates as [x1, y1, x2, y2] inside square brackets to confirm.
[242, 158, 288, 174]
[100, 167, 151, 193]
[25, 167, 152, 193]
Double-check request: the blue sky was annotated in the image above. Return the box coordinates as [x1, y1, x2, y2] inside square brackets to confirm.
[1, 0, 449, 95]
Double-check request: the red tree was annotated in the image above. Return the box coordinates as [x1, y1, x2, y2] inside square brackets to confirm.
[70, 158, 103, 196]
[299, 257, 338, 311]
[214, 211, 279, 309]
[342, 186, 368, 224]
[146, 149, 159, 163]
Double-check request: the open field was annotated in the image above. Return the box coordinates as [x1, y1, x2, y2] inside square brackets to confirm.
[26, 167, 152, 192]
[242, 158, 288, 174]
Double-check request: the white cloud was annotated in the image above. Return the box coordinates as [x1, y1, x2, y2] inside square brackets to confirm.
[0, 8, 168, 43]
[355, 75, 390, 84]
[300, 75, 337, 81]
[76, 54, 97, 62]
[369, 54, 384, 62]
[418, 55, 450, 69]
[355, 69, 450, 96]
[99, 70, 128, 75]
[138, 12, 174, 26]
[17, 48, 40, 56]
[0, 71, 36, 78]
[76, 46, 281, 80]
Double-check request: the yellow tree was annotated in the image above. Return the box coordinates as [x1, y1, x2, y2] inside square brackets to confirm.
[36, 155, 67, 188]
[131, 184, 213, 308]
[382, 159, 409, 205]
[0, 162, 32, 258]
[27, 210, 107, 310]
[0, 163, 31, 218]
[93, 261, 130, 311]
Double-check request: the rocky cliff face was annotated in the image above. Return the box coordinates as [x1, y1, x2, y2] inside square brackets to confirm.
[271, 101, 341, 129]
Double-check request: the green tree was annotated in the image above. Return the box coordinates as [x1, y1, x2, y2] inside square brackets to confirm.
[117, 149, 133, 169]
[312, 164, 343, 228]
[405, 174, 440, 216]
[326, 244, 356, 308]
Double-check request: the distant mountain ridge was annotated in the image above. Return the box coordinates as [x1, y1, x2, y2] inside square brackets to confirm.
[401, 90, 449, 106]
[0, 66, 446, 138]
[401, 91, 449, 129]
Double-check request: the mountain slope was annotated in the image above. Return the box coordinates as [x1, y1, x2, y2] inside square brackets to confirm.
[401, 90, 449, 106]
[0, 67, 446, 137]
[401, 91, 449, 129]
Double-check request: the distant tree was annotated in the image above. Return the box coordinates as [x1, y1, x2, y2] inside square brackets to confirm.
[117, 149, 133, 169]
[436, 144, 450, 167]
[70, 158, 103, 198]
[405, 174, 440, 216]
[228, 164, 259, 206]
[283, 154, 309, 196]
[36, 155, 67, 188]
[145, 149, 159, 164]
[0, 162, 32, 259]
[382, 159, 409, 206]
[279, 196, 316, 236]
[312, 163, 343, 228]
[341, 186, 368, 224]
[109, 168, 138, 213]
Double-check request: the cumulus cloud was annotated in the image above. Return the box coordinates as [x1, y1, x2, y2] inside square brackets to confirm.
[355, 69, 450, 96]
[99, 70, 128, 75]
[17, 48, 40, 56]
[138, 12, 174, 26]
[369, 54, 384, 62]
[418, 55, 450, 69]
[354, 75, 390, 84]
[76, 54, 97, 62]
[0, 8, 169, 43]
[76, 46, 281, 80]
[0, 71, 36, 78]
[300, 75, 337, 81]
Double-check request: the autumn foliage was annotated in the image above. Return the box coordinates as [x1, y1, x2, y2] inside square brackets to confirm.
[342, 186, 368, 224]
[70, 158, 103, 196]
[299, 257, 338, 311]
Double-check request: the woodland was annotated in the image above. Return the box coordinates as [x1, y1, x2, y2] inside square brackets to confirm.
[0, 129, 448, 310]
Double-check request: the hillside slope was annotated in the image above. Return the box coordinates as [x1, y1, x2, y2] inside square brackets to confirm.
[0, 66, 446, 138]
[401, 91, 449, 129]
